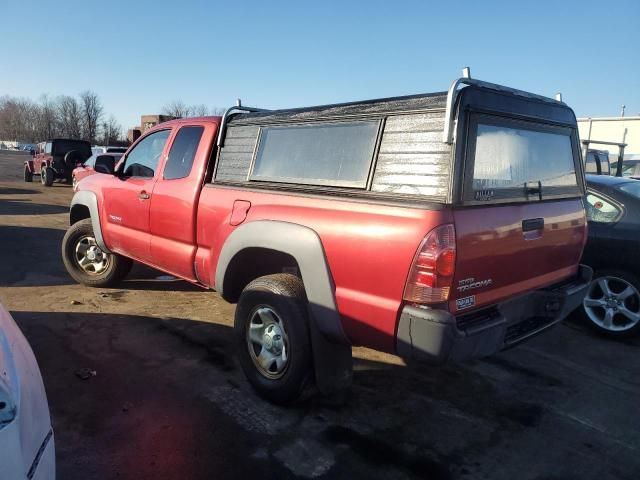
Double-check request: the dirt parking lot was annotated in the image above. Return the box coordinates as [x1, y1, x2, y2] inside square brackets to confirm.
[0, 150, 639, 480]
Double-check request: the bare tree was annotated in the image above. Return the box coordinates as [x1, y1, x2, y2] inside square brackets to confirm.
[161, 101, 225, 118]
[191, 104, 209, 116]
[0, 97, 40, 142]
[162, 100, 190, 118]
[57, 96, 83, 139]
[100, 115, 122, 145]
[36, 94, 59, 140]
[79, 90, 103, 143]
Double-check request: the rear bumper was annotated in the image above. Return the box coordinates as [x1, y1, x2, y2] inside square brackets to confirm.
[396, 265, 592, 363]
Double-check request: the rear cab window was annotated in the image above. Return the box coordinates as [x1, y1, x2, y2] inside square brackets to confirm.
[163, 126, 204, 180]
[463, 115, 581, 203]
[585, 151, 611, 175]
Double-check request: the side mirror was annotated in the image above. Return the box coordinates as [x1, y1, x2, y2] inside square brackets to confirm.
[94, 155, 116, 175]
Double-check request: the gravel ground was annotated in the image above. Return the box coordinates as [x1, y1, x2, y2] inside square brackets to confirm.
[1, 150, 639, 480]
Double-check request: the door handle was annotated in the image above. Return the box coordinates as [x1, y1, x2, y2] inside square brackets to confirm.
[138, 191, 150, 200]
[522, 217, 544, 232]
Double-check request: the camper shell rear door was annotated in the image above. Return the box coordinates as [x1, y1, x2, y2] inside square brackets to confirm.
[449, 87, 587, 313]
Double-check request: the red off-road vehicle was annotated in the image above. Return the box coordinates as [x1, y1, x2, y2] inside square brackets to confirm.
[62, 71, 591, 403]
[25, 139, 92, 186]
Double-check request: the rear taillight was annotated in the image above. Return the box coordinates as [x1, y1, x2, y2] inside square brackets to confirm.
[403, 224, 456, 304]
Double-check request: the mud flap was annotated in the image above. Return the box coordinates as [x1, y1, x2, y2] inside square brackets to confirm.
[308, 310, 353, 396]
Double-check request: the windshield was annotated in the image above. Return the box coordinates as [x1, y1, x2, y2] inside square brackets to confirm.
[620, 161, 640, 177]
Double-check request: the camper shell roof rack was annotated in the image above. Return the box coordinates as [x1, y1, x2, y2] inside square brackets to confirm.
[217, 67, 565, 147]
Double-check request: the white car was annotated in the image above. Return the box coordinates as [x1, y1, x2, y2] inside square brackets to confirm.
[0, 303, 55, 480]
[91, 145, 127, 155]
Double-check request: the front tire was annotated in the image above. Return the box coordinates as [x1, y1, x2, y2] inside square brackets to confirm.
[235, 274, 312, 404]
[41, 166, 54, 186]
[24, 165, 33, 182]
[61, 219, 132, 287]
[581, 269, 640, 338]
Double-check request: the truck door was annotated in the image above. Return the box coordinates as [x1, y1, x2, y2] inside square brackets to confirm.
[102, 129, 172, 262]
[149, 124, 212, 280]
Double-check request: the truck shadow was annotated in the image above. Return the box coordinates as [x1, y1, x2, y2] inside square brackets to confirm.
[0, 199, 68, 215]
[0, 186, 40, 195]
[0, 225, 69, 286]
[16, 307, 634, 480]
[122, 264, 204, 292]
[11, 310, 465, 479]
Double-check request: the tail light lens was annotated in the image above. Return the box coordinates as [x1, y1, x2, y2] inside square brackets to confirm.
[403, 224, 456, 304]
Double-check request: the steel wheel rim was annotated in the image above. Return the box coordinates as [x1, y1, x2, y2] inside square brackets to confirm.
[247, 305, 290, 379]
[40, 169, 46, 185]
[74, 235, 110, 275]
[583, 275, 640, 332]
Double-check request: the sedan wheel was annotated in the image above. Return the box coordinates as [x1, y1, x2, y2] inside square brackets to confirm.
[583, 273, 640, 336]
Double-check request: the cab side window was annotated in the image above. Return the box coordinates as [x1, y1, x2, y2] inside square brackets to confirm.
[45, 142, 52, 154]
[122, 129, 171, 178]
[585, 192, 622, 223]
[163, 126, 204, 180]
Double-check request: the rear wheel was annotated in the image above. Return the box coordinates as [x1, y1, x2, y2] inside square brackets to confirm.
[61, 219, 132, 287]
[581, 269, 640, 338]
[234, 274, 312, 404]
[24, 165, 33, 182]
[41, 166, 54, 186]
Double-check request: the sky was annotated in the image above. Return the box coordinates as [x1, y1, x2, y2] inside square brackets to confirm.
[1, 0, 639, 130]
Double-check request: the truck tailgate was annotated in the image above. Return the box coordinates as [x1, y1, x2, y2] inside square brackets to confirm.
[450, 198, 586, 313]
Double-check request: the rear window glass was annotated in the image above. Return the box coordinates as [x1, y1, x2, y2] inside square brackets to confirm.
[585, 152, 610, 175]
[470, 120, 578, 201]
[164, 126, 204, 180]
[251, 121, 379, 188]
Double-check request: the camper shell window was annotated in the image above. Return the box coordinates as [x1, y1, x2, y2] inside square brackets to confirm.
[463, 114, 581, 203]
[250, 121, 380, 188]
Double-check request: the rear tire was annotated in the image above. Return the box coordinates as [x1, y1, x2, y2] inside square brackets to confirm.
[41, 166, 54, 186]
[234, 274, 312, 404]
[24, 165, 33, 182]
[580, 269, 640, 338]
[61, 219, 133, 287]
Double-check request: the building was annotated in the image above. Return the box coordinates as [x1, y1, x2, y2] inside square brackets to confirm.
[127, 114, 177, 143]
[577, 116, 640, 159]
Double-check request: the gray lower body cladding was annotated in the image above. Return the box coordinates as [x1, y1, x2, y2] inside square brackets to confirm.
[396, 265, 593, 363]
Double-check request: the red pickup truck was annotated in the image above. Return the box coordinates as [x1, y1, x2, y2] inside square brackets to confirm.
[62, 72, 592, 403]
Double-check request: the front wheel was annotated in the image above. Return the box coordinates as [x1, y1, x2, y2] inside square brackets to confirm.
[581, 269, 640, 338]
[61, 219, 132, 287]
[235, 274, 312, 404]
